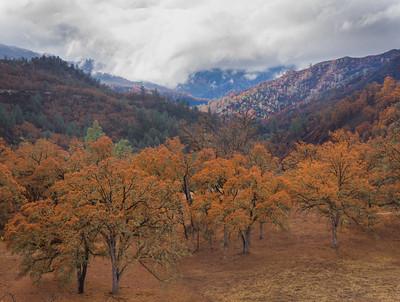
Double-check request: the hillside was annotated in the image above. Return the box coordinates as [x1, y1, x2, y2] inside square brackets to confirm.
[205, 49, 400, 118]
[0, 56, 202, 147]
[255, 76, 400, 156]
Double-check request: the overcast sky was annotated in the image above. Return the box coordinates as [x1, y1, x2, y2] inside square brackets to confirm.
[0, 0, 400, 87]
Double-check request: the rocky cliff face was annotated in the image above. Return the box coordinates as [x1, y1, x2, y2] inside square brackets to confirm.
[205, 49, 400, 118]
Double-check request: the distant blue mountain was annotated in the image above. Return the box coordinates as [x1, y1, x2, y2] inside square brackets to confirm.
[176, 66, 288, 99]
[0, 43, 40, 60]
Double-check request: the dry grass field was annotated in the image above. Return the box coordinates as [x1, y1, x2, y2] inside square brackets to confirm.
[1, 212, 400, 302]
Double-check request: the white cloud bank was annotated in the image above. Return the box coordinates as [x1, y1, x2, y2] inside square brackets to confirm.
[0, 0, 400, 87]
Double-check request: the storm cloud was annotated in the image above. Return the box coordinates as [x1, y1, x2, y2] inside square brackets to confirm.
[0, 0, 399, 86]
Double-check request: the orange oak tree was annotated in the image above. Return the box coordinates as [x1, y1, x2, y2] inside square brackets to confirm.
[247, 143, 282, 239]
[193, 153, 289, 254]
[225, 166, 289, 254]
[288, 131, 374, 248]
[57, 156, 185, 294]
[192, 156, 240, 250]
[134, 138, 215, 242]
[370, 132, 400, 208]
[6, 134, 186, 295]
[11, 139, 69, 201]
[0, 163, 26, 232]
[5, 198, 98, 294]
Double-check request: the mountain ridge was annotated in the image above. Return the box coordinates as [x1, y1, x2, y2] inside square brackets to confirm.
[0, 43, 40, 60]
[204, 49, 400, 118]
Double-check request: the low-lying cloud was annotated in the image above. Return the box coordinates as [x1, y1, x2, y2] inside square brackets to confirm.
[0, 0, 400, 87]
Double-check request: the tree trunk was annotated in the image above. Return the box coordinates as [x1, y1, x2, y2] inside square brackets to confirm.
[330, 215, 339, 249]
[77, 237, 90, 294]
[208, 231, 213, 250]
[241, 227, 251, 254]
[109, 238, 121, 295]
[223, 224, 229, 248]
[259, 221, 265, 240]
[183, 175, 193, 206]
[77, 262, 87, 294]
[182, 221, 189, 240]
[196, 228, 200, 252]
[189, 214, 195, 235]
[177, 202, 189, 240]
[246, 227, 251, 248]
[111, 265, 120, 295]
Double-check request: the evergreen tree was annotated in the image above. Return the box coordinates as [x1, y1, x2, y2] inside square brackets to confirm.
[84, 120, 105, 143]
[113, 139, 132, 158]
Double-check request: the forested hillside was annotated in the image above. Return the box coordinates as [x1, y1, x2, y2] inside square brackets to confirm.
[261, 77, 400, 154]
[0, 56, 201, 148]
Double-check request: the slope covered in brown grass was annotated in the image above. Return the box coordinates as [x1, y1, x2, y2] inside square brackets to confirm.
[1, 213, 400, 302]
